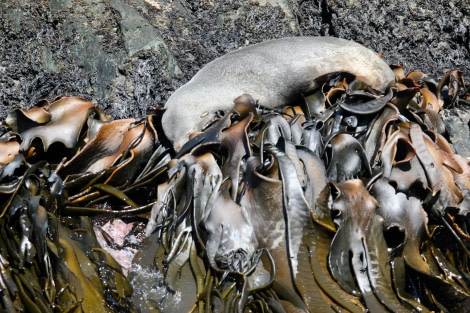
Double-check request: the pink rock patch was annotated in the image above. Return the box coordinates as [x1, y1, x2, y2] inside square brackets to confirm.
[94, 218, 139, 276]
[101, 218, 134, 246]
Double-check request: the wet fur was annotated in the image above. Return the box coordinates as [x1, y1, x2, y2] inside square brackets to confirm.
[162, 36, 395, 151]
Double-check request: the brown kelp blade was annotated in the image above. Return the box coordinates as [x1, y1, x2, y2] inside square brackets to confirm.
[17, 97, 96, 152]
[326, 133, 371, 182]
[371, 178, 431, 276]
[5, 105, 52, 133]
[267, 143, 310, 285]
[0, 141, 19, 167]
[340, 88, 394, 114]
[328, 180, 409, 312]
[296, 146, 333, 230]
[220, 112, 253, 200]
[61, 118, 135, 175]
[240, 156, 292, 287]
[299, 220, 367, 312]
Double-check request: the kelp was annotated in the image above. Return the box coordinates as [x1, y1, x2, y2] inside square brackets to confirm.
[134, 67, 470, 313]
[0, 97, 164, 312]
[0, 67, 470, 313]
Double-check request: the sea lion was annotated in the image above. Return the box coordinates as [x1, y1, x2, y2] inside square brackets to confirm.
[162, 36, 396, 151]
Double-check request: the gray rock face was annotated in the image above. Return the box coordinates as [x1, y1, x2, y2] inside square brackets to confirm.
[441, 107, 470, 158]
[1, 0, 469, 153]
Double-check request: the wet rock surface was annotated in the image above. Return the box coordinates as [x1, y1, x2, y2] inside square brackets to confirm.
[441, 107, 470, 157]
[1, 0, 469, 152]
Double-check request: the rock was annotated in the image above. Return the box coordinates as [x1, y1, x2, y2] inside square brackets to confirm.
[0, 0, 469, 130]
[441, 107, 470, 158]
